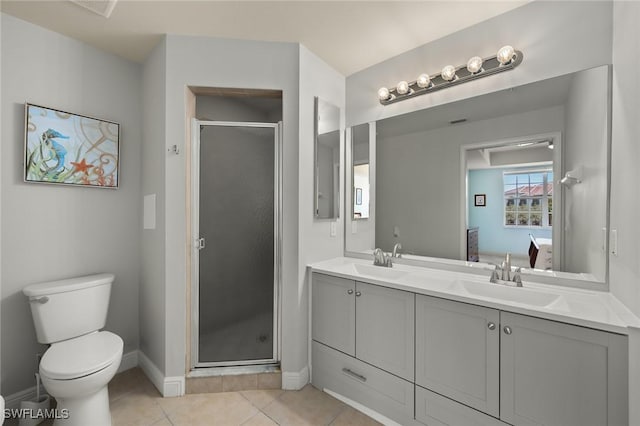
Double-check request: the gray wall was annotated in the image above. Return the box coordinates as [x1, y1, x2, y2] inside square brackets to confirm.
[298, 45, 345, 381]
[563, 66, 609, 280]
[346, 1, 612, 127]
[610, 2, 640, 317]
[1, 14, 142, 395]
[154, 35, 300, 378]
[140, 39, 167, 373]
[196, 96, 282, 122]
[375, 106, 564, 259]
[610, 5, 640, 424]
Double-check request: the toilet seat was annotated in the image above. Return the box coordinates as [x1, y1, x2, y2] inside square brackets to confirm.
[40, 331, 123, 380]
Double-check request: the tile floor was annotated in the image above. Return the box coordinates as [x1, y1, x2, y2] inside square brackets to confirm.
[5, 368, 381, 426]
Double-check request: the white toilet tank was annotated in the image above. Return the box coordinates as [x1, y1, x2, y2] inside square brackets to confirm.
[23, 273, 114, 344]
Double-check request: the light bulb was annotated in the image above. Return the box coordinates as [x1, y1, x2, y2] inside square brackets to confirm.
[417, 73, 431, 88]
[378, 87, 390, 101]
[396, 81, 409, 95]
[441, 65, 456, 81]
[497, 45, 516, 65]
[466, 56, 483, 74]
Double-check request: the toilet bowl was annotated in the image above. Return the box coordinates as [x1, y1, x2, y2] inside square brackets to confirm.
[23, 274, 123, 426]
[40, 331, 123, 425]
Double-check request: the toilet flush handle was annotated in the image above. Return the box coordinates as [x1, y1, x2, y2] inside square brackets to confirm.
[30, 296, 49, 304]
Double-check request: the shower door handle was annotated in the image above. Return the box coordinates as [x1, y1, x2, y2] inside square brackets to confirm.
[196, 238, 206, 250]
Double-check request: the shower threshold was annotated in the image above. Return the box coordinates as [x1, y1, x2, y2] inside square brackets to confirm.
[188, 363, 280, 378]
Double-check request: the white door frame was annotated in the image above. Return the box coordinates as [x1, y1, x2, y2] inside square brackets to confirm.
[459, 132, 562, 268]
[191, 119, 283, 369]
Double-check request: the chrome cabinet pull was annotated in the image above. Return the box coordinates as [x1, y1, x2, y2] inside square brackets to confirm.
[347, 289, 354, 295]
[30, 296, 49, 304]
[487, 322, 496, 330]
[342, 368, 367, 382]
[355, 291, 362, 297]
[503, 326, 512, 335]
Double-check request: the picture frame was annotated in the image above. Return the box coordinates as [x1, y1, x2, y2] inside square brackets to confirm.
[355, 187, 363, 205]
[474, 194, 486, 207]
[24, 103, 120, 188]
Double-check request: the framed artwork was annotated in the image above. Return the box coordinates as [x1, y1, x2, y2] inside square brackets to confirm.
[355, 187, 363, 205]
[24, 103, 120, 188]
[474, 194, 486, 207]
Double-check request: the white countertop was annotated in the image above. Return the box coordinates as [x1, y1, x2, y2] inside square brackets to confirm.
[309, 257, 640, 335]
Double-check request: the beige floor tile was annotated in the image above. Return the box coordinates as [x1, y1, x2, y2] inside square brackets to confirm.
[241, 412, 279, 426]
[186, 376, 223, 394]
[164, 392, 259, 426]
[257, 372, 282, 390]
[110, 390, 166, 426]
[329, 407, 383, 426]
[109, 368, 150, 401]
[223, 374, 258, 392]
[241, 389, 285, 409]
[262, 385, 345, 425]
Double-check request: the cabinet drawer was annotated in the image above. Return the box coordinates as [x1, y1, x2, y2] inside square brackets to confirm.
[312, 341, 416, 426]
[416, 386, 509, 426]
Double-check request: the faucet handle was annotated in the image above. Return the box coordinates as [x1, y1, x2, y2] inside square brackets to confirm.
[512, 267, 523, 287]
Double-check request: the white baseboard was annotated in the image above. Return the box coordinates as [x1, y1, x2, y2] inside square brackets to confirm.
[137, 350, 185, 397]
[282, 365, 309, 390]
[117, 350, 139, 373]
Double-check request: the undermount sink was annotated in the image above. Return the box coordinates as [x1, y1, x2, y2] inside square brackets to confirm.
[458, 280, 561, 307]
[353, 263, 409, 280]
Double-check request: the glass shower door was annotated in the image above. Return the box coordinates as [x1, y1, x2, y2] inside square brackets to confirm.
[193, 121, 280, 367]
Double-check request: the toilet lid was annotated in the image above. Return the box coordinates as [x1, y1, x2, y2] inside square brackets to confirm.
[40, 331, 123, 380]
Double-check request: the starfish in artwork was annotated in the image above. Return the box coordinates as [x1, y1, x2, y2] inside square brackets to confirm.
[71, 158, 94, 174]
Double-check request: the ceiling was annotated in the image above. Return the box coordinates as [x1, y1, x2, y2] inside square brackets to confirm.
[0, 1, 528, 76]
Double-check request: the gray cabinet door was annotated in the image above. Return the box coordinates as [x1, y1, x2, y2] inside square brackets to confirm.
[311, 273, 355, 356]
[415, 295, 500, 417]
[355, 282, 415, 381]
[500, 312, 628, 426]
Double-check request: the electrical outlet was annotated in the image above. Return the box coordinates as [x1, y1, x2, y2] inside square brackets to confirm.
[330, 222, 337, 237]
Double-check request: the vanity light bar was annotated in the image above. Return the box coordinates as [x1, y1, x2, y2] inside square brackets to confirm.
[378, 45, 523, 106]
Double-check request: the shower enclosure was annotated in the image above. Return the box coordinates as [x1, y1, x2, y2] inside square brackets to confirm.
[191, 119, 281, 368]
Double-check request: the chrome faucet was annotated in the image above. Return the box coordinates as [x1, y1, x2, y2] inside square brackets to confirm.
[392, 243, 402, 258]
[490, 259, 523, 287]
[502, 253, 511, 281]
[373, 248, 393, 267]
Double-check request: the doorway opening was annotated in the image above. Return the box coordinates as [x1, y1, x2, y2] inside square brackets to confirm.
[189, 89, 282, 370]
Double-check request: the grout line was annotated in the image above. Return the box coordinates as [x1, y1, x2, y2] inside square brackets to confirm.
[328, 405, 349, 425]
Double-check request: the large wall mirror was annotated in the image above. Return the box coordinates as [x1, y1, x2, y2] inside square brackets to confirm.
[314, 97, 341, 219]
[346, 65, 611, 285]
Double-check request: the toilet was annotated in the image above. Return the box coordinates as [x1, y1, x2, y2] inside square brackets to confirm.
[23, 274, 123, 426]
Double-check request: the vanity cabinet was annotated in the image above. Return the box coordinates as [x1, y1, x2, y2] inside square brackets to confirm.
[415, 295, 500, 417]
[416, 295, 628, 426]
[312, 271, 628, 426]
[500, 312, 628, 426]
[311, 273, 416, 424]
[311, 273, 415, 380]
[311, 273, 355, 355]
